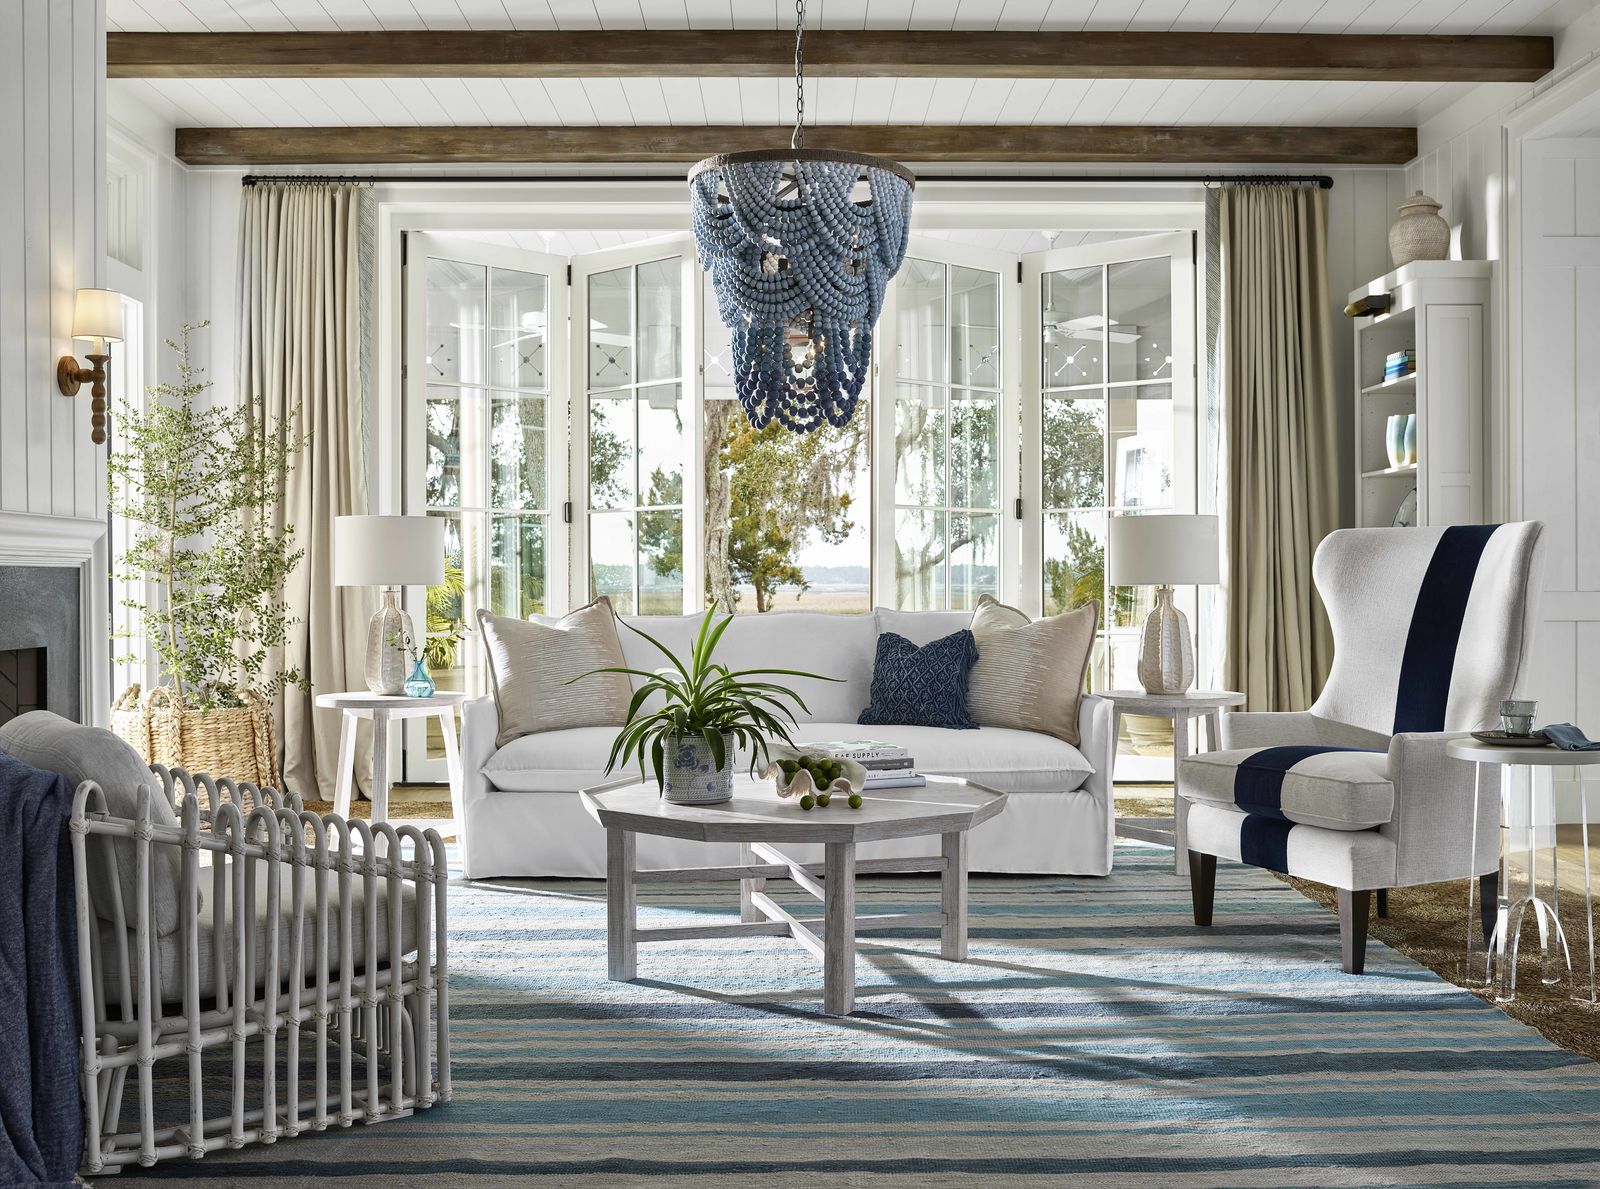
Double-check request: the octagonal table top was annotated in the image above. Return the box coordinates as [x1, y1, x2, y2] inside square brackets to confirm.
[580, 772, 1006, 844]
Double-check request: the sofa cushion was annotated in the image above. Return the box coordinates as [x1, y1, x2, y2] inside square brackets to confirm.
[483, 720, 1094, 797]
[874, 607, 971, 647]
[859, 630, 979, 730]
[967, 594, 1098, 747]
[1181, 745, 1394, 832]
[0, 711, 188, 936]
[479, 596, 631, 746]
[618, 611, 877, 725]
[484, 725, 623, 793]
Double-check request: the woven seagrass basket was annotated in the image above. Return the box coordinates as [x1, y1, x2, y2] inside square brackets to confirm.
[111, 683, 281, 791]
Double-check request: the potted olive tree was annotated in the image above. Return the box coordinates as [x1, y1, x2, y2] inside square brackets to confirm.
[586, 609, 830, 804]
[108, 324, 307, 790]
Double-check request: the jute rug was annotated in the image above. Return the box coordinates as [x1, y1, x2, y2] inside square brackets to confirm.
[117, 844, 1600, 1186]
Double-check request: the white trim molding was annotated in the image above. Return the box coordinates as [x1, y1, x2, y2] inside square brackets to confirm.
[0, 511, 109, 727]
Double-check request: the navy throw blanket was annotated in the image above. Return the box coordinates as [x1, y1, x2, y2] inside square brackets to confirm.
[0, 750, 82, 1186]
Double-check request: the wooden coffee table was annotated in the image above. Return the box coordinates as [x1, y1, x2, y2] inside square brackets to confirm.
[580, 774, 1007, 1015]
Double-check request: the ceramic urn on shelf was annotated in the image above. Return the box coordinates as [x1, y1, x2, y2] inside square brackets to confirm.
[1388, 191, 1450, 268]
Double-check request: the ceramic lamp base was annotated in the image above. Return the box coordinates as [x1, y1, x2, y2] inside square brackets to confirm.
[1137, 585, 1195, 695]
[366, 588, 411, 696]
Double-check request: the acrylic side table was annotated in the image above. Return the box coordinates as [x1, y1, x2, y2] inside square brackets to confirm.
[1446, 737, 1598, 1006]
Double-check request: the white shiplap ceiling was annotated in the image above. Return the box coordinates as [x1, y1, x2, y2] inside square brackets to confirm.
[105, 0, 1594, 132]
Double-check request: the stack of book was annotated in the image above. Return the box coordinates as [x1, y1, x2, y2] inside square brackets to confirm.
[799, 739, 926, 790]
[1384, 349, 1416, 381]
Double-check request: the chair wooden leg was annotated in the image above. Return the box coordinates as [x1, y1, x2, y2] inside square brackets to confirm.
[1189, 851, 1216, 926]
[1375, 888, 1389, 918]
[1338, 889, 1371, 975]
[1479, 872, 1498, 946]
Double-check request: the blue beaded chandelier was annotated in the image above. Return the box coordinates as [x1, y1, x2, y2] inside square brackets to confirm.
[688, 0, 914, 433]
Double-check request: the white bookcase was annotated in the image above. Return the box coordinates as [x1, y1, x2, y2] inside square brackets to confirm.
[1349, 261, 1491, 529]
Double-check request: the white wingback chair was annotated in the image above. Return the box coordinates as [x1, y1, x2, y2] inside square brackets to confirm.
[1180, 522, 1546, 973]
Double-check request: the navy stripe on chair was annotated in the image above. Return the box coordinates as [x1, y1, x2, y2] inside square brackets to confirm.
[1233, 744, 1369, 820]
[1240, 816, 1295, 872]
[1393, 524, 1500, 734]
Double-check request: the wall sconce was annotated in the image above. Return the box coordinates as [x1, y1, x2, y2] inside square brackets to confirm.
[57, 288, 125, 445]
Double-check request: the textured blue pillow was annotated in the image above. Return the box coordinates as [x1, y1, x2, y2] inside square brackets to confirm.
[857, 629, 980, 730]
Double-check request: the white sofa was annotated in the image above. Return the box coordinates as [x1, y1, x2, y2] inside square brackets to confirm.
[459, 606, 1115, 880]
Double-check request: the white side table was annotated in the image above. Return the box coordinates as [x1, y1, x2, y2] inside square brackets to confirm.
[315, 690, 467, 833]
[1103, 689, 1246, 876]
[1446, 737, 1598, 1005]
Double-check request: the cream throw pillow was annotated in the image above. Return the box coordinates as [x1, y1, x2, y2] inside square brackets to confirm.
[478, 597, 632, 747]
[967, 593, 1100, 746]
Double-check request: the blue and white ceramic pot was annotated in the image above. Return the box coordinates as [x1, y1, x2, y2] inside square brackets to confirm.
[662, 731, 736, 804]
[1403, 413, 1418, 465]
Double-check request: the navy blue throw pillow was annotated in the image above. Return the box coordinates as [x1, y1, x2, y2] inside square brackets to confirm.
[857, 630, 980, 730]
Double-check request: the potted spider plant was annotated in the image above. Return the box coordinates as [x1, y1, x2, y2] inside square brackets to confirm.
[581, 608, 832, 805]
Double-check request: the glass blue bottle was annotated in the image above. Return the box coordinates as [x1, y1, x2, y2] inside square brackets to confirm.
[403, 658, 436, 698]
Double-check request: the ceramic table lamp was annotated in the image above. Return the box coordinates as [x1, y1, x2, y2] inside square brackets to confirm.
[1108, 514, 1220, 695]
[333, 515, 447, 695]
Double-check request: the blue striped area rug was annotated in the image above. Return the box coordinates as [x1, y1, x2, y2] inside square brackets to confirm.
[130, 844, 1600, 1187]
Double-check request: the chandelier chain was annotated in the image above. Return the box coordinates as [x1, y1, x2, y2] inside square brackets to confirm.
[792, 0, 806, 150]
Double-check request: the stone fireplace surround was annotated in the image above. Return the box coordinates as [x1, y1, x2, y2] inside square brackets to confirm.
[0, 512, 109, 728]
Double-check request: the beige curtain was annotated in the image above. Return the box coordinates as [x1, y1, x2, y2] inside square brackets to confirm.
[236, 182, 374, 801]
[1216, 184, 1340, 711]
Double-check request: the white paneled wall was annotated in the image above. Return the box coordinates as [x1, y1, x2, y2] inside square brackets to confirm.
[0, 0, 106, 522]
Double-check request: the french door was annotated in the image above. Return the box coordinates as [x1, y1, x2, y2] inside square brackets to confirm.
[402, 233, 569, 778]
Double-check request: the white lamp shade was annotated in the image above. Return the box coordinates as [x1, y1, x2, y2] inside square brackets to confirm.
[71, 288, 124, 344]
[1108, 514, 1220, 586]
[333, 515, 447, 587]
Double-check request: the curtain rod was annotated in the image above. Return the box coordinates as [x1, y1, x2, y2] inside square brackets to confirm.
[239, 172, 1334, 189]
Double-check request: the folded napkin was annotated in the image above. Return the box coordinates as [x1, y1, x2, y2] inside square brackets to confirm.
[1541, 723, 1600, 751]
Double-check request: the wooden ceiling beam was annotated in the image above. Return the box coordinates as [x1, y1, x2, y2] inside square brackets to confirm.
[173, 124, 1417, 167]
[112, 30, 1552, 83]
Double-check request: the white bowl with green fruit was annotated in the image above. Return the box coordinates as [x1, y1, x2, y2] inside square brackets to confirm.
[762, 749, 869, 811]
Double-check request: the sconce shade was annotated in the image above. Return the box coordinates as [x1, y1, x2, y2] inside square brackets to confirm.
[1108, 514, 1221, 586]
[333, 515, 446, 587]
[71, 288, 124, 345]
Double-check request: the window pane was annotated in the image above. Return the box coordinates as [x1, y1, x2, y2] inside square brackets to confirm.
[588, 266, 633, 388]
[638, 508, 683, 615]
[1042, 395, 1104, 510]
[490, 514, 546, 619]
[895, 258, 946, 384]
[491, 395, 546, 510]
[895, 508, 947, 610]
[894, 384, 945, 506]
[425, 388, 462, 508]
[490, 267, 548, 390]
[425, 511, 466, 695]
[950, 393, 998, 509]
[949, 512, 999, 610]
[590, 512, 635, 615]
[703, 271, 735, 398]
[589, 392, 635, 509]
[1043, 509, 1106, 619]
[1108, 257, 1173, 383]
[425, 258, 484, 385]
[1108, 384, 1172, 510]
[637, 384, 684, 508]
[637, 257, 682, 384]
[1042, 265, 1103, 388]
[950, 265, 1000, 389]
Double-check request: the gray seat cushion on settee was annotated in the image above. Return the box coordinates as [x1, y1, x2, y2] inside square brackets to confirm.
[0, 710, 188, 935]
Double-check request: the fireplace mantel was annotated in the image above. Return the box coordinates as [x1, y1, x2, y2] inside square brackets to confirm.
[0, 511, 108, 727]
